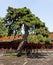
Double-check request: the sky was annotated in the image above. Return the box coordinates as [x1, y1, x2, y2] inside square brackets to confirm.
[0, 0, 53, 32]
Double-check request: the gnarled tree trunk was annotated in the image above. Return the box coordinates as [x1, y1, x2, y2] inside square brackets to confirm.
[17, 40, 24, 56]
[17, 24, 29, 56]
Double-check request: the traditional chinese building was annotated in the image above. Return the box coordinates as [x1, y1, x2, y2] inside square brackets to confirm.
[49, 32, 53, 42]
[0, 35, 22, 49]
[0, 32, 53, 50]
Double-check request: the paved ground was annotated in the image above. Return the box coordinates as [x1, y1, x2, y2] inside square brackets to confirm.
[0, 49, 53, 65]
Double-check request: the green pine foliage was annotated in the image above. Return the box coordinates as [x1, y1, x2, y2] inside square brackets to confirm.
[0, 7, 51, 44]
[27, 34, 39, 44]
[0, 18, 8, 36]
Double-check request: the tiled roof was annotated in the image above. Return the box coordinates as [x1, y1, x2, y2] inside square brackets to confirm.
[0, 32, 53, 42]
[0, 35, 22, 42]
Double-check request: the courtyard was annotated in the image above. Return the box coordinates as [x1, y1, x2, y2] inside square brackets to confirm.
[0, 49, 53, 65]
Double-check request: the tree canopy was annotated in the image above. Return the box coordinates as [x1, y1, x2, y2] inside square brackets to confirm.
[0, 17, 8, 36]
[0, 7, 51, 44]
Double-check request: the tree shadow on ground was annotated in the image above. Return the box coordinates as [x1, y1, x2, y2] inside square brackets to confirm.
[17, 52, 48, 58]
[27, 53, 48, 58]
[16, 49, 49, 58]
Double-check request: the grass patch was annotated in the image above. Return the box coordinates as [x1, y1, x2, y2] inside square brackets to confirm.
[4, 52, 27, 57]
[4, 53, 17, 57]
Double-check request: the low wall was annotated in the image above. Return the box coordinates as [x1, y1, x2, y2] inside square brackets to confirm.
[0, 42, 53, 50]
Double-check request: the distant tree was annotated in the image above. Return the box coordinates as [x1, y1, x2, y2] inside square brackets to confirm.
[0, 17, 7, 37]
